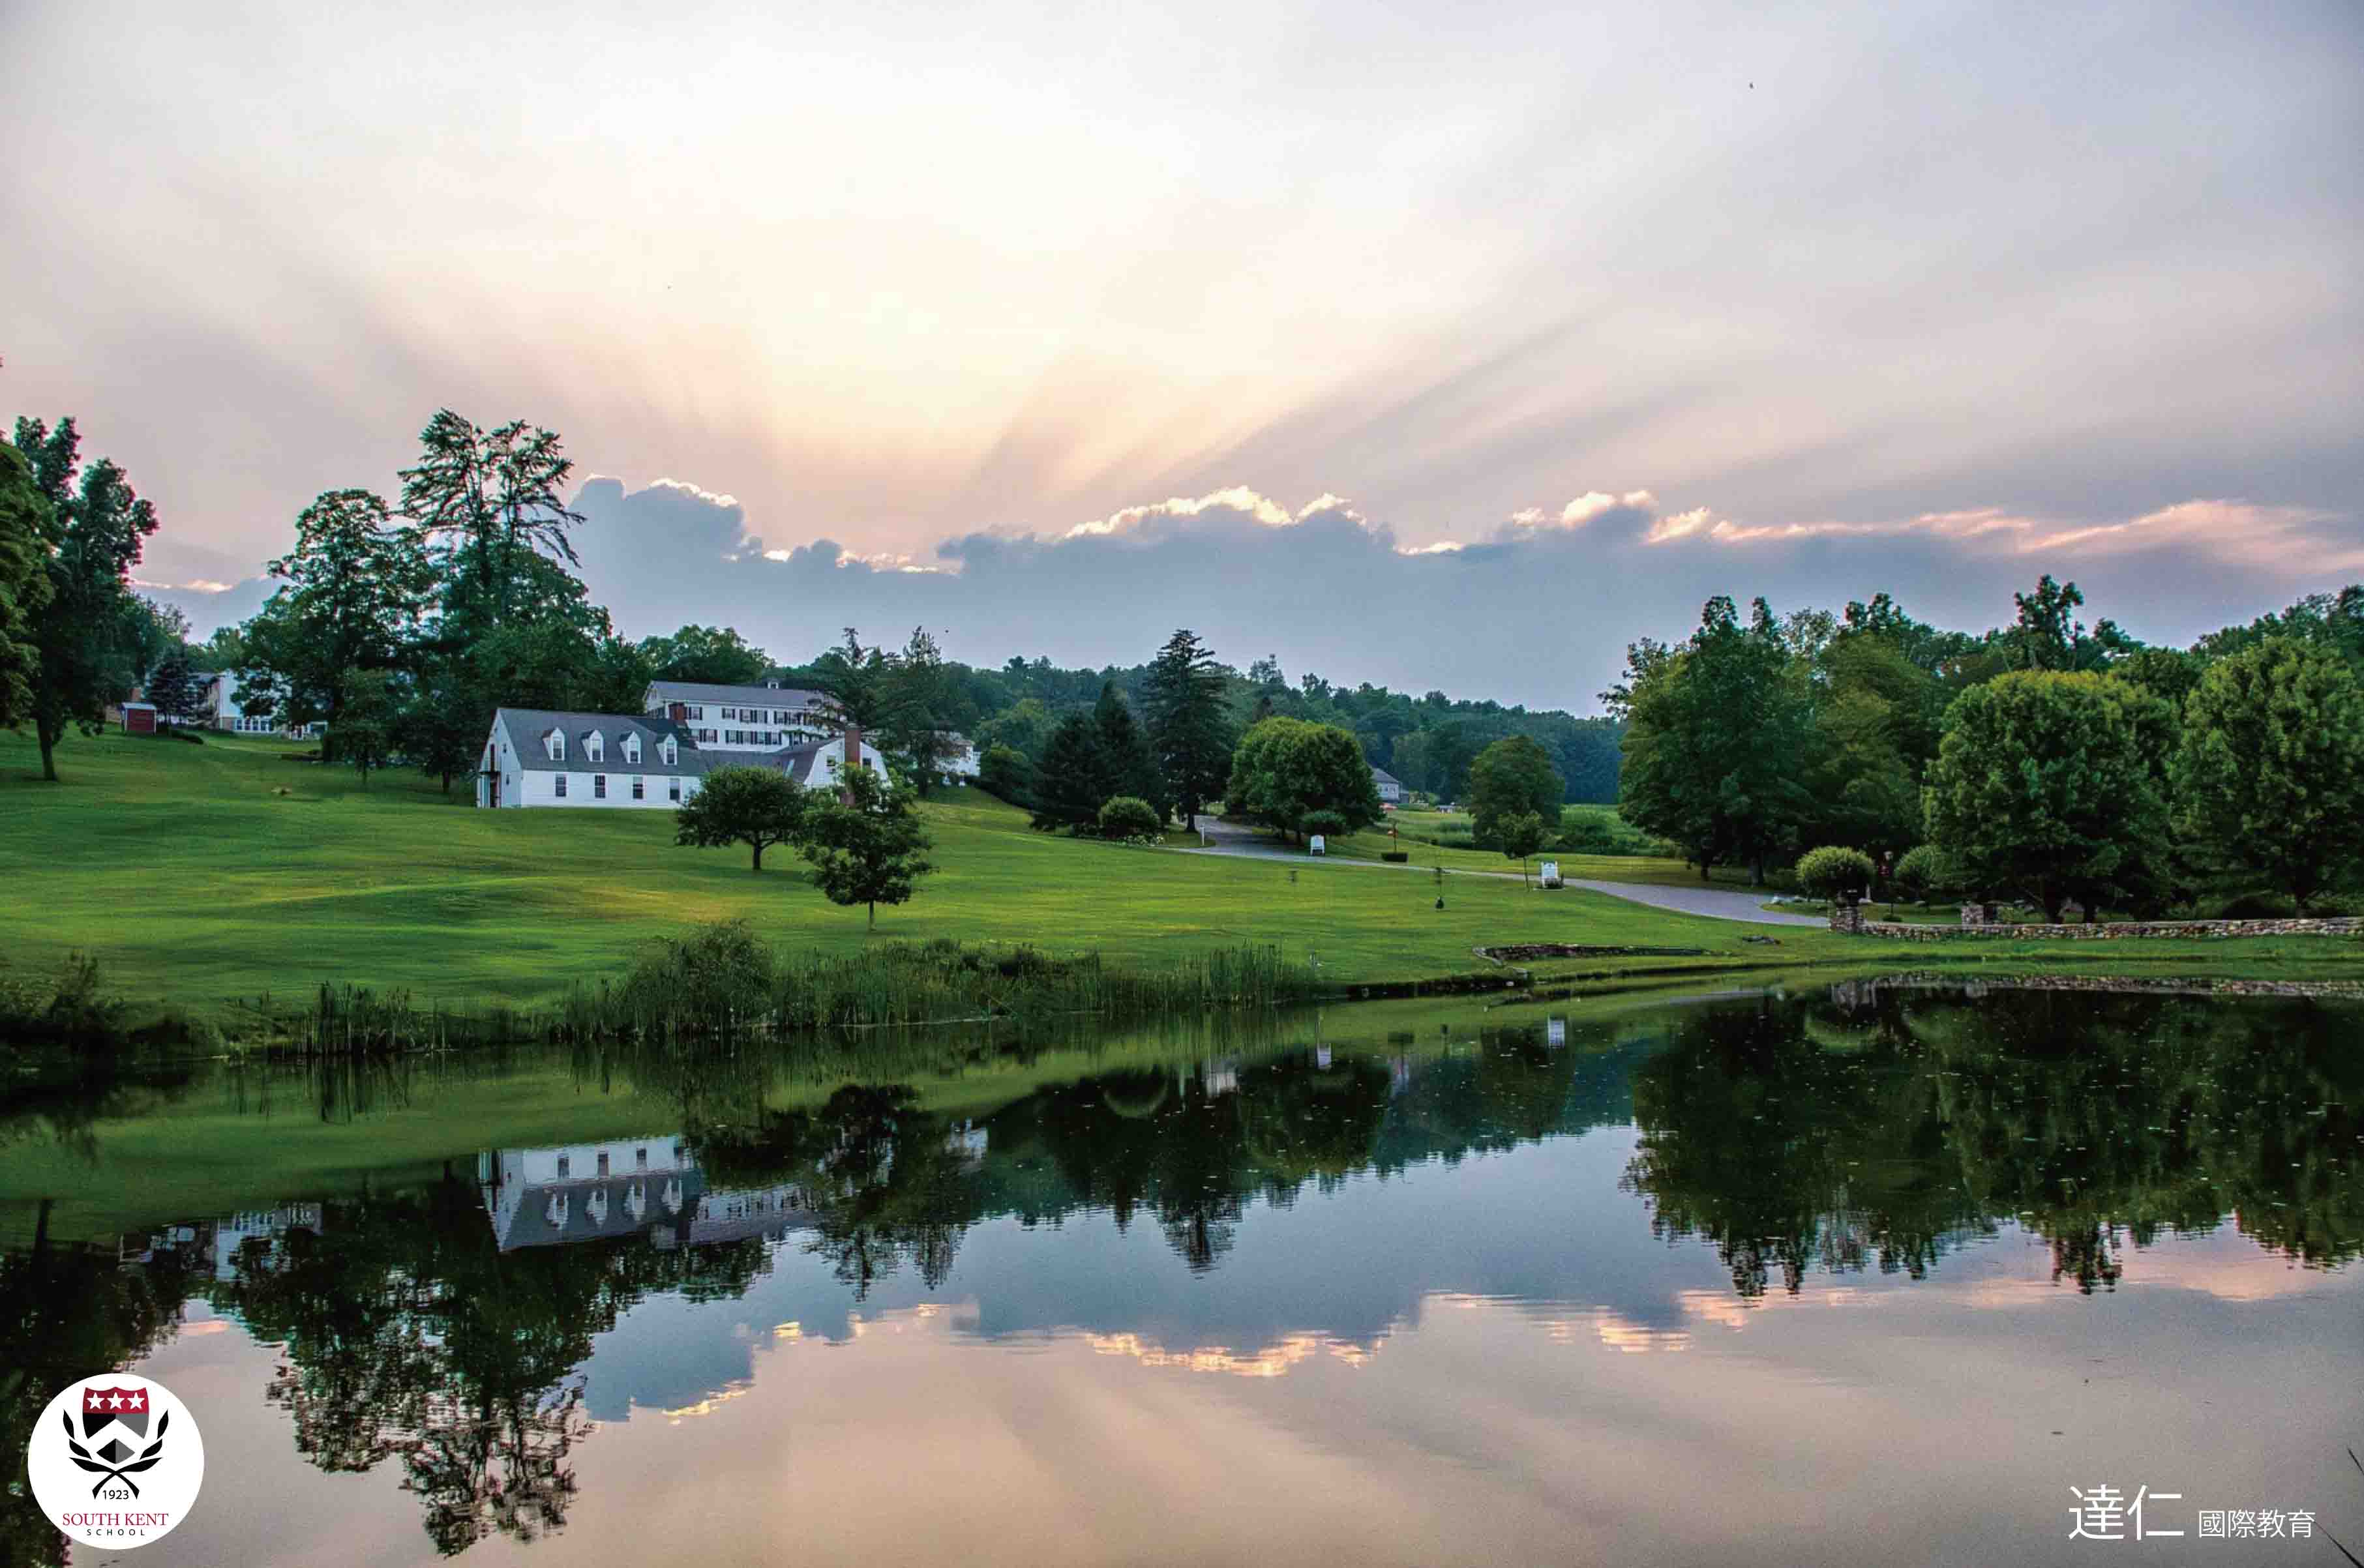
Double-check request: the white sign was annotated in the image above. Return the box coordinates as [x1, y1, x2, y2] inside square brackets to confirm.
[1308, 835, 1326, 855]
[1538, 860, 1562, 887]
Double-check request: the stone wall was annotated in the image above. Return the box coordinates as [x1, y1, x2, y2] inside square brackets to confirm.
[1827, 904, 2362, 941]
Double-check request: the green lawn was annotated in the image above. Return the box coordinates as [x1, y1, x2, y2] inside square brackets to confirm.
[3, 729, 2354, 1029]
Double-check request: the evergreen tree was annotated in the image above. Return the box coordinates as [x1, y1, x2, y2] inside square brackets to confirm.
[144, 646, 205, 726]
[1143, 629, 1233, 829]
[1029, 712, 1113, 832]
[1092, 681, 1163, 816]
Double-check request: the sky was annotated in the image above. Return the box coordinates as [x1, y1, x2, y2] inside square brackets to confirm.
[3, 0, 2357, 709]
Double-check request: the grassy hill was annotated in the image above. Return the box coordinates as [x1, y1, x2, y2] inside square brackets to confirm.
[3, 730, 2352, 1028]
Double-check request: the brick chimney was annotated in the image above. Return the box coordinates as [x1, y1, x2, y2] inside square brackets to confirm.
[839, 721, 863, 803]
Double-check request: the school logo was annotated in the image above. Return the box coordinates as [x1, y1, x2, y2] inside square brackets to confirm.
[25, 1374, 205, 1550]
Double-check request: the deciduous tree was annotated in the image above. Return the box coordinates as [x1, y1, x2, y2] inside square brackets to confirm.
[1223, 717, 1384, 840]
[674, 765, 811, 872]
[1467, 735, 1563, 849]
[10, 416, 159, 781]
[2172, 638, 2364, 912]
[801, 765, 935, 928]
[0, 445, 54, 732]
[1924, 672, 2172, 923]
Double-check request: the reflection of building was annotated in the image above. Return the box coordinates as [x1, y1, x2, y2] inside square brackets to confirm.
[477, 1137, 821, 1252]
[211, 1204, 325, 1279]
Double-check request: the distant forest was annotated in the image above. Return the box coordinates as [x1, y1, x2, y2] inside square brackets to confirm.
[775, 648, 1628, 806]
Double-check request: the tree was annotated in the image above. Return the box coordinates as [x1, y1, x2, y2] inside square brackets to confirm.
[398, 411, 584, 623]
[1611, 597, 1813, 883]
[800, 765, 935, 928]
[1924, 671, 2173, 923]
[2172, 638, 2364, 912]
[636, 625, 771, 685]
[882, 627, 965, 796]
[10, 416, 158, 781]
[977, 743, 1032, 806]
[1092, 681, 1163, 816]
[236, 489, 430, 759]
[1028, 713, 1112, 831]
[1143, 629, 1234, 829]
[1467, 735, 1563, 850]
[811, 629, 906, 733]
[673, 765, 811, 872]
[1223, 717, 1384, 840]
[1794, 845, 1876, 905]
[1495, 809, 1549, 888]
[334, 669, 398, 788]
[0, 444, 50, 732]
[144, 645, 205, 726]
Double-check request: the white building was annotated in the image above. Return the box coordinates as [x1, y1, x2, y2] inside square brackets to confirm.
[476, 707, 893, 809]
[477, 708, 717, 810]
[201, 672, 322, 737]
[644, 679, 831, 753]
[1371, 765, 1405, 805]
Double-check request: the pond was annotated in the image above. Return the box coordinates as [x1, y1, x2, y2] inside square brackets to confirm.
[3, 983, 2360, 1564]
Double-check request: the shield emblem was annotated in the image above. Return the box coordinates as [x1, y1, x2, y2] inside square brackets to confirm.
[81, 1385, 153, 1447]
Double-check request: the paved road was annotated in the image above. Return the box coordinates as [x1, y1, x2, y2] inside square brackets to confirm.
[1172, 821, 1824, 928]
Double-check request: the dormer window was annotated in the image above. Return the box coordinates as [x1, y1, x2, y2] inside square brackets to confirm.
[546, 730, 566, 762]
[623, 733, 642, 765]
[659, 737, 678, 767]
[584, 730, 604, 763]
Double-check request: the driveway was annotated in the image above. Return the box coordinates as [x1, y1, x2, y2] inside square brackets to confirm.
[1172, 820, 1824, 928]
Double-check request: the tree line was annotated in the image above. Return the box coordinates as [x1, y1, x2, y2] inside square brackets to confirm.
[1608, 577, 2364, 917]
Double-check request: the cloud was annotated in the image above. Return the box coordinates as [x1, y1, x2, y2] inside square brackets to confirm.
[567, 476, 2361, 711]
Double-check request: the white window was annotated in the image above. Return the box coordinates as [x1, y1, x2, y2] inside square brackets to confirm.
[689, 705, 704, 720]
[668, 778, 681, 802]
[632, 776, 644, 799]
[594, 774, 607, 799]
[660, 737, 677, 766]
[623, 734, 641, 764]
[554, 774, 567, 797]
[546, 730, 566, 762]
[585, 731, 604, 762]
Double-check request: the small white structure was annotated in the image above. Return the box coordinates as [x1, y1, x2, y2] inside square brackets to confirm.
[1538, 861, 1563, 889]
[1370, 766, 1405, 805]
[935, 733, 982, 780]
[1308, 834, 1326, 855]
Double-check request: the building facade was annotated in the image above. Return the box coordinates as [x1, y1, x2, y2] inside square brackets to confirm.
[643, 679, 832, 752]
[477, 708, 718, 810]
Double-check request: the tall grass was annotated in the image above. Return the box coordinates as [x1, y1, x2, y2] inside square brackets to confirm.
[156, 923, 1328, 1057]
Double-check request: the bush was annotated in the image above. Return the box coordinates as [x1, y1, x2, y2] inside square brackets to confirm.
[1795, 845, 1877, 905]
[1381, 850, 1409, 863]
[1891, 844, 1960, 903]
[1300, 808, 1347, 842]
[1096, 795, 1161, 841]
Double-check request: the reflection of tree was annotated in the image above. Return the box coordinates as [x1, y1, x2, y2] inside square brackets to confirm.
[0, 1202, 198, 1568]
[1625, 989, 2364, 1296]
[209, 1168, 770, 1556]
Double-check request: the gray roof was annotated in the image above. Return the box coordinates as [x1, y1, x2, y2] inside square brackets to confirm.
[1371, 766, 1403, 788]
[494, 709, 718, 774]
[645, 680, 828, 708]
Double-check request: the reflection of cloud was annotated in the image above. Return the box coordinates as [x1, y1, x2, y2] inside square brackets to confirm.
[1085, 1331, 1377, 1378]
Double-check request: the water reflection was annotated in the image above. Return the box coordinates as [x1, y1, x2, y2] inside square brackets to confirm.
[1, 985, 2359, 1563]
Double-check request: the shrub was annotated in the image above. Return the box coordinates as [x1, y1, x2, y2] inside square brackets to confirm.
[1891, 844, 1960, 903]
[1381, 850, 1409, 863]
[1096, 795, 1161, 841]
[1300, 808, 1347, 842]
[1795, 845, 1877, 905]
[977, 744, 1032, 806]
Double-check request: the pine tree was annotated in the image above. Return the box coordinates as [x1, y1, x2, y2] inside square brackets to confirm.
[1143, 629, 1234, 829]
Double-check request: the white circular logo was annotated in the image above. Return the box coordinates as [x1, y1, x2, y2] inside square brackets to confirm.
[25, 1373, 205, 1550]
